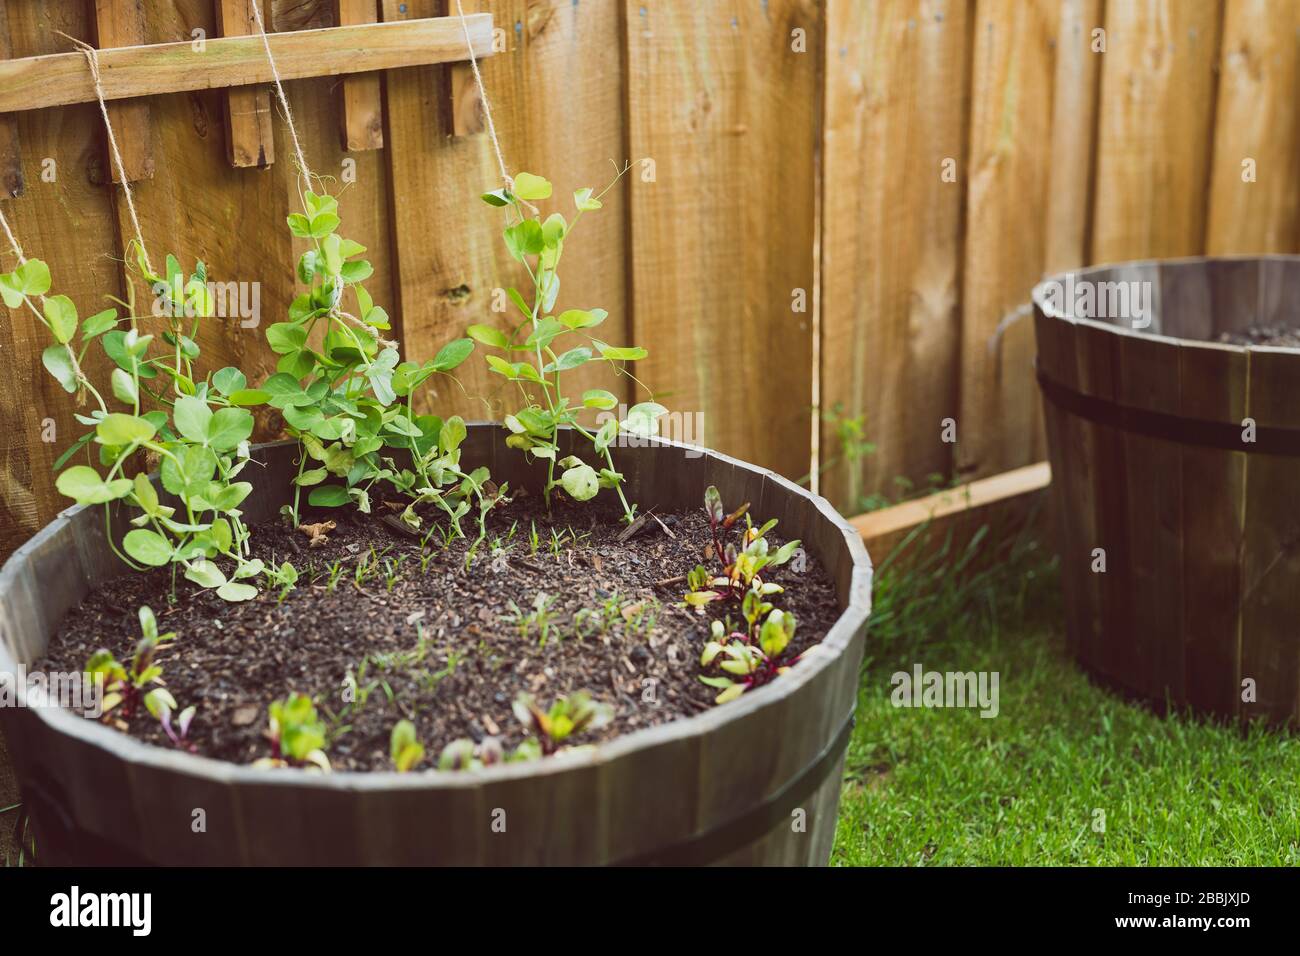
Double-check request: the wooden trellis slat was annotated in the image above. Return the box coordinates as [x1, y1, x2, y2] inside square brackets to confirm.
[0, 13, 494, 113]
[216, 0, 276, 168]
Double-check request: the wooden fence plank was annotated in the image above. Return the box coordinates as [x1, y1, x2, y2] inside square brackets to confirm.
[1205, 0, 1300, 255]
[92, 0, 155, 182]
[626, 0, 819, 479]
[1090, 0, 1222, 262]
[383, 0, 630, 428]
[1043, 0, 1103, 275]
[217, 0, 277, 168]
[957, 0, 1055, 480]
[0, 2, 126, 558]
[335, 0, 384, 150]
[819, 0, 969, 512]
[0, 1, 23, 197]
[100, 1, 293, 423]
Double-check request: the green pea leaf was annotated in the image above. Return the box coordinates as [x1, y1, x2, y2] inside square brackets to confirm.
[559, 463, 599, 502]
[123, 528, 173, 567]
[208, 407, 254, 451]
[216, 582, 258, 602]
[42, 345, 77, 393]
[173, 396, 213, 444]
[308, 484, 350, 507]
[95, 413, 156, 446]
[110, 367, 138, 406]
[545, 347, 591, 373]
[512, 172, 552, 200]
[480, 188, 512, 207]
[212, 367, 246, 395]
[573, 187, 602, 211]
[596, 342, 648, 362]
[266, 322, 307, 355]
[44, 294, 78, 345]
[557, 308, 606, 330]
[582, 389, 619, 410]
[467, 324, 509, 349]
[440, 416, 467, 453]
[15, 258, 51, 296]
[184, 559, 227, 589]
[432, 337, 474, 371]
[80, 308, 118, 340]
[56, 465, 133, 505]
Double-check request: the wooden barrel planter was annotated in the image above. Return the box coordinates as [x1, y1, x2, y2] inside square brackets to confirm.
[0, 426, 871, 865]
[1034, 256, 1300, 725]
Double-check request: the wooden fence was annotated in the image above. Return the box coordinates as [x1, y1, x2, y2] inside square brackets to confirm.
[1, 0, 1297, 560]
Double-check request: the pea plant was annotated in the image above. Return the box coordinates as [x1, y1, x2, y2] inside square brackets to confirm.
[269, 188, 498, 541]
[470, 168, 665, 523]
[7, 251, 264, 601]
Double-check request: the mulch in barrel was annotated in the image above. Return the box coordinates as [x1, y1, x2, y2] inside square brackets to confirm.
[38, 493, 838, 771]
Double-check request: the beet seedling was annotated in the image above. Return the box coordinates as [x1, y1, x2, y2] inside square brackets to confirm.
[512, 690, 613, 755]
[143, 687, 197, 752]
[255, 693, 330, 772]
[699, 610, 799, 704]
[390, 719, 425, 772]
[84, 606, 175, 719]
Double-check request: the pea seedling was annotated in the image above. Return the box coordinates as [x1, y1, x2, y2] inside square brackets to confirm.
[12, 250, 265, 601]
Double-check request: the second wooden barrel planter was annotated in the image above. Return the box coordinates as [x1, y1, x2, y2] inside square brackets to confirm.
[1034, 256, 1300, 724]
[0, 428, 871, 865]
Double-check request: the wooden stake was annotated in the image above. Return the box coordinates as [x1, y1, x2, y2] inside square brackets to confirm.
[91, 0, 153, 183]
[336, 0, 383, 150]
[216, 0, 276, 168]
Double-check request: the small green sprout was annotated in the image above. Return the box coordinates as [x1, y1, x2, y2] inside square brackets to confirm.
[264, 559, 298, 602]
[512, 690, 613, 755]
[505, 592, 559, 646]
[255, 693, 330, 772]
[390, 719, 425, 772]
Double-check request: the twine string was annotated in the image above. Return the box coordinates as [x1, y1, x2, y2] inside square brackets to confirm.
[56, 32, 154, 278]
[247, 1, 313, 185]
[454, 0, 511, 189]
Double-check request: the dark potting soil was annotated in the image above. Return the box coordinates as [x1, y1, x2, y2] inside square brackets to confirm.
[1216, 325, 1300, 348]
[39, 494, 840, 772]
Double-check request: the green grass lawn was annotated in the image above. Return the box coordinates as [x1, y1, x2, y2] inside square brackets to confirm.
[832, 527, 1300, 866]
